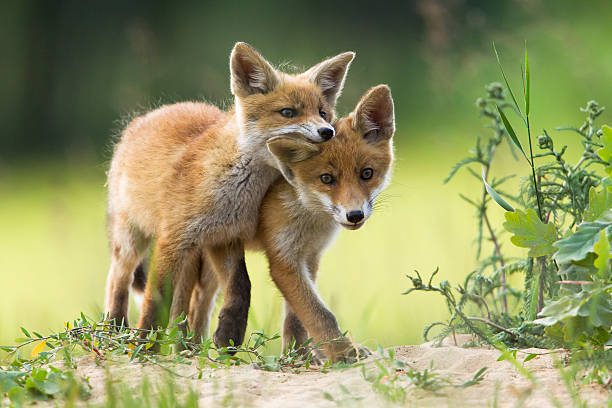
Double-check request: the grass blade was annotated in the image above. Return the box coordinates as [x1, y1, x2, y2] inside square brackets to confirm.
[492, 42, 521, 114]
[496, 103, 529, 163]
[525, 44, 530, 115]
[482, 168, 515, 212]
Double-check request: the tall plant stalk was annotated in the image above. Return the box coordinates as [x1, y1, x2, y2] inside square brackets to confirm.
[491, 43, 549, 313]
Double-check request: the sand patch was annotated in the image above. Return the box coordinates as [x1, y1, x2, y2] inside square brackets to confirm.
[30, 335, 610, 407]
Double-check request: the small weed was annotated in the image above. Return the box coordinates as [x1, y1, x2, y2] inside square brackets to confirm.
[362, 347, 486, 403]
[0, 312, 363, 405]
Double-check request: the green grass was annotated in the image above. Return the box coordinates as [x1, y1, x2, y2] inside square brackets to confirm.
[0, 139, 526, 354]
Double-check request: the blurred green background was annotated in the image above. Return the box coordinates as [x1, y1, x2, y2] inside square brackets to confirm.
[2, 0, 612, 352]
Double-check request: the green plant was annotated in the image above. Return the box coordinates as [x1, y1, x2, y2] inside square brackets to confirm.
[405, 44, 612, 358]
[0, 312, 357, 406]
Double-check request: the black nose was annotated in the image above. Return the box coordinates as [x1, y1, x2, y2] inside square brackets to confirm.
[346, 210, 364, 224]
[318, 127, 334, 140]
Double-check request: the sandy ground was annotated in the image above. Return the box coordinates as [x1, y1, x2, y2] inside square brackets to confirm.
[47, 335, 612, 407]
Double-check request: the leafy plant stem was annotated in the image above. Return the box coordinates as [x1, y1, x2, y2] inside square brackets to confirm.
[465, 317, 517, 339]
[526, 258, 539, 320]
[537, 257, 546, 313]
[526, 116, 543, 221]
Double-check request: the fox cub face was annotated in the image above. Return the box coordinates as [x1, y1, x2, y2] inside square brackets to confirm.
[267, 85, 395, 229]
[230, 43, 354, 155]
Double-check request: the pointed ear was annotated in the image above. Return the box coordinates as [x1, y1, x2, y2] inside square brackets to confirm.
[230, 42, 280, 97]
[267, 135, 321, 164]
[267, 135, 321, 184]
[303, 51, 355, 106]
[353, 85, 395, 143]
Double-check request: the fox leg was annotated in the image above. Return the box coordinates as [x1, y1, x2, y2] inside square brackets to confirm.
[130, 261, 148, 308]
[105, 213, 150, 327]
[268, 254, 354, 362]
[206, 242, 250, 348]
[282, 302, 309, 352]
[136, 237, 200, 336]
[169, 248, 202, 346]
[188, 253, 219, 343]
[282, 256, 319, 353]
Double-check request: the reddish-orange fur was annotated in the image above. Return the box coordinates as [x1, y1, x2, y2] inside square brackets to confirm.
[190, 85, 396, 362]
[104, 43, 355, 349]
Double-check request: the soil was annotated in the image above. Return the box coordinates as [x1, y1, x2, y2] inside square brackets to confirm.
[53, 335, 612, 407]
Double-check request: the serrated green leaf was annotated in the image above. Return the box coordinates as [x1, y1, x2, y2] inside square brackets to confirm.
[554, 210, 612, 263]
[597, 125, 612, 162]
[586, 178, 612, 221]
[536, 283, 612, 345]
[536, 291, 584, 324]
[496, 104, 528, 163]
[597, 125, 612, 177]
[557, 256, 597, 280]
[504, 209, 557, 257]
[482, 169, 515, 212]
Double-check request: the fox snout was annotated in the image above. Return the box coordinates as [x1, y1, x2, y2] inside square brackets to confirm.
[334, 204, 370, 230]
[303, 120, 335, 142]
[270, 120, 334, 143]
[318, 127, 334, 141]
[346, 210, 364, 224]
[305, 116, 335, 142]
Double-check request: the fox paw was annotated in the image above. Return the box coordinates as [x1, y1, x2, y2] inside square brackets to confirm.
[335, 343, 372, 364]
[213, 308, 247, 352]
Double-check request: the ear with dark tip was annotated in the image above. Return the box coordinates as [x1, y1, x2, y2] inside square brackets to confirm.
[267, 136, 321, 184]
[230, 42, 280, 97]
[353, 84, 395, 143]
[303, 51, 355, 106]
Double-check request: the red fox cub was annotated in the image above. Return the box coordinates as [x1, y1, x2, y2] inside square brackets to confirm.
[190, 85, 395, 362]
[105, 42, 355, 348]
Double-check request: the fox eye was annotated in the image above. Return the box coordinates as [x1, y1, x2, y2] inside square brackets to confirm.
[319, 110, 327, 120]
[361, 168, 373, 180]
[320, 174, 334, 185]
[280, 108, 297, 118]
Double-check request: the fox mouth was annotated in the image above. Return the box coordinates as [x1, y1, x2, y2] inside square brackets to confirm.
[341, 222, 364, 230]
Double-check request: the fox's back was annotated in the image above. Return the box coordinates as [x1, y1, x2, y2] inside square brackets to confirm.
[107, 102, 227, 235]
